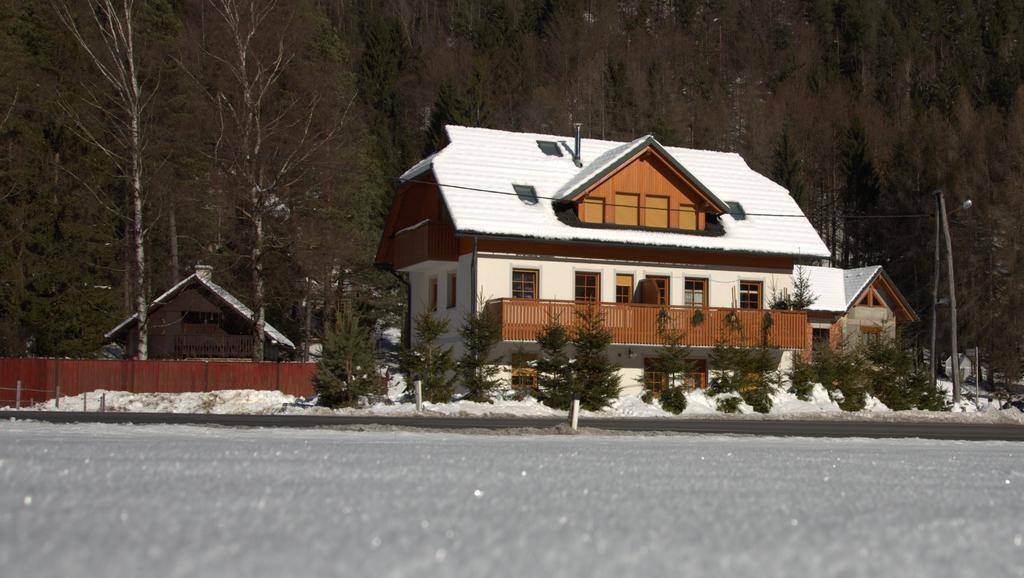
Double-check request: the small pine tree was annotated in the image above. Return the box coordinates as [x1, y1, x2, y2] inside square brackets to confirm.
[457, 306, 503, 402]
[570, 306, 621, 411]
[535, 317, 575, 409]
[314, 310, 381, 408]
[644, 309, 692, 413]
[862, 337, 949, 411]
[400, 311, 456, 403]
[790, 266, 818, 310]
[708, 343, 778, 413]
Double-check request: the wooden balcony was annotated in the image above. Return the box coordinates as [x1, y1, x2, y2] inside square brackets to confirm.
[392, 221, 458, 270]
[174, 334, 257, 359]
[484, 298, 810, 350]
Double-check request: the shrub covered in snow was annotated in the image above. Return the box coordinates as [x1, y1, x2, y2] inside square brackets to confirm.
[658, 387, 688, 414]
[862, 339, 948, 411]
[708, 343, 779, 413]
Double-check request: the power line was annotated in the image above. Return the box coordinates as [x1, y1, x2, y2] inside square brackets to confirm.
[405, 178, 933, 220]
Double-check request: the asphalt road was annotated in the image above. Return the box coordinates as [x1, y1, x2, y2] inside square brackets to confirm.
[2, 410, 1022, 441]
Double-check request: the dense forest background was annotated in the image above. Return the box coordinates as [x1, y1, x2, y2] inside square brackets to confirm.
[1, 0, 1022, 378]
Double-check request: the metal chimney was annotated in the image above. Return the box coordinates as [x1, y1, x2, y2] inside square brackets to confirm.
[573, 123, 582, 167]
[194, 264, 213, 282]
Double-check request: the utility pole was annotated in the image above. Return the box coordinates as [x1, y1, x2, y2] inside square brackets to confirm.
[937, 192, 961, 404]
[930, 194, 941, 389]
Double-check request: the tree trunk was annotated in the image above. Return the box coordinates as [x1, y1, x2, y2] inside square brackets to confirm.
[251, 198, 265, 361]
[131, 112, 147, 360]
[168, 203, 180, 284]
[302, 278, 312, 362]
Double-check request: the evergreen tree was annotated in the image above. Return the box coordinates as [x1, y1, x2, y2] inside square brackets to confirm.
[314, 309, 380, 408]
[457, 305, 503, 402]
[570, 306, 621, 411]
[789, 266, 818, 310]
[770, 125, 806, 207]
[708, 343, 779, 413]
[644, 308, 692, 413]
[534, 317, 574, 410]
[400, 311, 455, 403]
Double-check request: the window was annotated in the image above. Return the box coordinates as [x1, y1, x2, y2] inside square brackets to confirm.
[686, 359, 708, 390]
[739, 281, 762, 310]
[511, 354, 538, 391]
[647, 276, 670, 306]
[447, 272, 457, 309]
[513, 184, 538, 205]
[615, 193, 640, 225]
[643, 358, 668, 395]
[812, 328, 832, 350]
[615, 274, 634, 303]
[182, 311, 220, 334]
[512, 269, 538, 300]
[678, 205, 697, 229]
[536, 140, 563, 157]
[861, 326, 882, 347]
[726, 201, 746, 220]
[580, 198, 605, 223]
[645, 195, 669, 228]
[684, 278, 707, 308]
[429, 277, 438, 312]
[575, 272, 600, 302]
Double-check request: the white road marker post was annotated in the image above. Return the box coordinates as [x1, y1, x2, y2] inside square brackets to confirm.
[55, 384, 60, 409]
[100, 393, 106, 413]
[414, 378, 423, 413]
[83, 392, 87, 412]
[569, 396, 580, 431]
[15, 380, 21, 410]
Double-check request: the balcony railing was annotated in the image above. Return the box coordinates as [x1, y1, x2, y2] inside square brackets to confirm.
[484, 298, 810, 350]
[174, 334, 257, 359]
[392, 221, 458, 269]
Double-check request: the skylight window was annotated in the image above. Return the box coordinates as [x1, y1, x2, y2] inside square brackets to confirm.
[536, 140, 563, 157]
[727, 201, 746, 220]
[513, 184, 539, 205]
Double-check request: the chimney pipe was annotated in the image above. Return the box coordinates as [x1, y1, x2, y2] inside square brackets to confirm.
[195, 264, 213, 282]
[573, 123, 582, 167]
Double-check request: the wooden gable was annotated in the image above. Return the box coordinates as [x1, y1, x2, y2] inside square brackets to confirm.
[570, 146, 721, 230]
[374, 171, 455, 266]
[852, 273, 917, 322]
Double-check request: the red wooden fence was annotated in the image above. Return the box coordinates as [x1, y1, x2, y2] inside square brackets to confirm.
[0, 358, 317, 406]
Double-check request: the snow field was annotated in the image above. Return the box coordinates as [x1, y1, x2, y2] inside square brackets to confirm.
[1, 422, 1022, 577]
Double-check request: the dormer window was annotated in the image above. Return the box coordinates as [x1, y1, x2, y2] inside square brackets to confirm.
[513, 184, 538, 205]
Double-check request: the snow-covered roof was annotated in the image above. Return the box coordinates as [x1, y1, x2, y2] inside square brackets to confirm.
[803, 265, 884, 313]
[106, 272, 295, 349]
[400, 125, 830, 258]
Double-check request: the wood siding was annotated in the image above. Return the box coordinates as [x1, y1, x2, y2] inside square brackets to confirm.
[575, 150, 710, 229]
[485, 298, 809, 349]
[392, 221, 458, 270]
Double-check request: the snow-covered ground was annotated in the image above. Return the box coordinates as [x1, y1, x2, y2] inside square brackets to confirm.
[9, 380, 1024, 425]
[1, 422, 1022, 577]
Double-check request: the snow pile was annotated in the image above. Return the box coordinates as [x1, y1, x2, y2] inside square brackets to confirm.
[21, 389, 297, 415]
[8, 379, 1023, 424]
[3, 422, 1023, 578]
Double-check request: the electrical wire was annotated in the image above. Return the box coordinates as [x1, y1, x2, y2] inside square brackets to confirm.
[404, 178, 934, 220]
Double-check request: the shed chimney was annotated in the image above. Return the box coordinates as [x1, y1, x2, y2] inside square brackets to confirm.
[572, 123, 582, 167]
[195, 264, 213, 282]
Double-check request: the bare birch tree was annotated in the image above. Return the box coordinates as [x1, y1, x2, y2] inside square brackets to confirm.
[55, 0, 150, 359]
[201, 0, 345, 361]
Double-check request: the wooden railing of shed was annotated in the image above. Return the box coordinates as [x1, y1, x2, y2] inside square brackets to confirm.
[484, 298, 810, 350]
